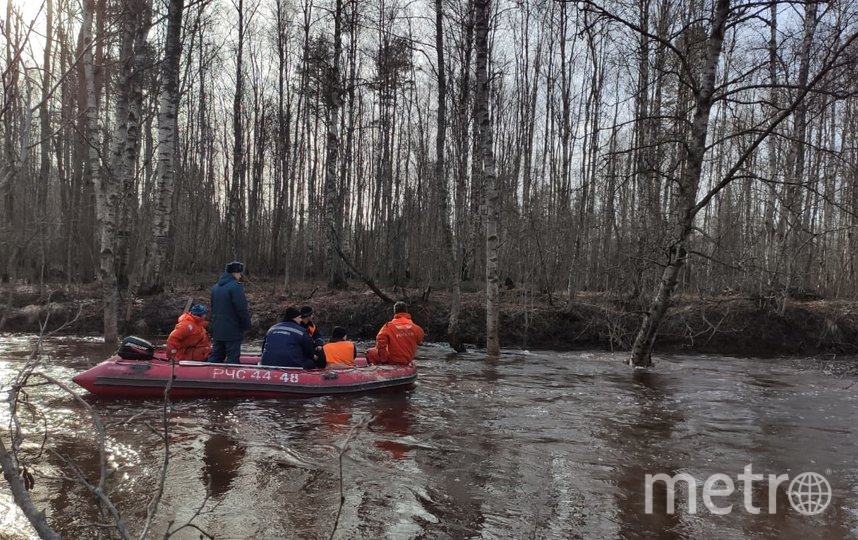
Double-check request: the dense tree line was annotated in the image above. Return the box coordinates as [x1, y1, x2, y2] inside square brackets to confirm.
[1, 0, 857, 356]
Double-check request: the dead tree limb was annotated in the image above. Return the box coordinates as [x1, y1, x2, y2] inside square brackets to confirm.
[2, 296, 206, 539]
[330, 228, 395, 304]
[139, 359, 174, 539]
[329, 414, 375, 540]
[0, 437, 60, 539]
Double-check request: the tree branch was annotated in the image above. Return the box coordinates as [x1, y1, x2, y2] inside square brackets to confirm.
[330, 226, 395, 303]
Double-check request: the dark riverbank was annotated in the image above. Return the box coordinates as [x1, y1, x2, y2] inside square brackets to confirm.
[2, 280, 857, 357]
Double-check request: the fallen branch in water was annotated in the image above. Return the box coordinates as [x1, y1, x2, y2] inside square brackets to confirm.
[138, 358, 176, 539]
[0, 436, 60, 539]
[329, 414, 375, 540]
[0, 294, 86, 539]
[1, 296, 210, 539]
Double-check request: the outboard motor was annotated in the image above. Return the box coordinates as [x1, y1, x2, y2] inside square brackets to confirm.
[117, 336, 155, 360]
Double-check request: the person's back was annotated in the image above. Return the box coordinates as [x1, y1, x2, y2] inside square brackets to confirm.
[261, 308, 324, 369]
[166, 305, 211, 361]
[368, 302, 424, 365]
[323, 326, 357, 368]
[209, 261, 252, 363]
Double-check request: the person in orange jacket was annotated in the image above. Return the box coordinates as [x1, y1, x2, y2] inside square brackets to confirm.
[166, 304, 212, 361]
[366, 302, 424, 365]
[323, 326, 357, 368]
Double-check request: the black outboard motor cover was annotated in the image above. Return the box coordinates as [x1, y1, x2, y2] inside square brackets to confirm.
[117, 336, 155, 360]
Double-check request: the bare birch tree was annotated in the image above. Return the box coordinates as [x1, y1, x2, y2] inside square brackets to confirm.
[323, 0, 346, 288]
[140, 0, 185, 294]
[618, 0, 858, 366]
[79, 0, 123, 344]
[474, 0, 500, 355]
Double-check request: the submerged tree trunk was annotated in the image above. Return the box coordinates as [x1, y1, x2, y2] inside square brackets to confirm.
[449, 0, 475, 354]
[474, 0, 499, 356]
[113, 0, 152, 318]
[37, 0, 54, 296]
[140, 0, 185, 294]
[81, 0, 119, 344]
[628, 0, 731, 367]
[435, 0, 463, 352]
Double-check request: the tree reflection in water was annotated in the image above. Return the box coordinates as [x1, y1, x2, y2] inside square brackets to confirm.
[612, 369, 684, 540]
[320, 392, 416, 460]
[369, 393, 414, 460]
[202, 433, 246, 499]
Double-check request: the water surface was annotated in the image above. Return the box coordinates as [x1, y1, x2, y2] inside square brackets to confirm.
[1, 335, 857, 539]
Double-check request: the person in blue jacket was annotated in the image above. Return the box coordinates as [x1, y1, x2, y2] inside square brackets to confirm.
[261, 307, 326, 369]
[208, 261, 252, 364]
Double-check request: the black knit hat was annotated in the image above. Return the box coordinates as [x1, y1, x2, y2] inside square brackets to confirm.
[300, 306, 313, 317]
[331, 326, 347, 340]
[225, 261, 244, 274]
[282, 307, 301, 321]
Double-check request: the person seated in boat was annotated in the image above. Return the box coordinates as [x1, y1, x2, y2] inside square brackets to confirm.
[322, 326, 357, 368]
[261, 307, 326, 369]
[366, 301, 424, 366]
[300, 305, 325, 346]
[300, 305, 326, 362]
[166, 303, 212, 361]
[209, 261, 252, 364]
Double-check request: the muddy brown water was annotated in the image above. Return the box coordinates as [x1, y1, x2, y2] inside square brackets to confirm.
[1, 335, 857, 539]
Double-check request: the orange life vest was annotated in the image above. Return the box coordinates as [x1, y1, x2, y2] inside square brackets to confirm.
[323, 340, 356, 366]
[305, 321, 317, 337]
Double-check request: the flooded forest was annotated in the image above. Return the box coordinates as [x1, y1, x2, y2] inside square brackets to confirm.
[3, 0, 858, 537]
[1, 0, 858, 358]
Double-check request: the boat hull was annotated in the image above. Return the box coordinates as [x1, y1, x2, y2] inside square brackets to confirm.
[73, 353, 417, 399]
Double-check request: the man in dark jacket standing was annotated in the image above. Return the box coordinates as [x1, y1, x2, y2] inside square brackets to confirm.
[208, 261, 252, 364]
[261, 307, 326, 369]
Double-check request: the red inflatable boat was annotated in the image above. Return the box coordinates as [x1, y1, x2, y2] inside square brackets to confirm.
[73, 350, 418, 399]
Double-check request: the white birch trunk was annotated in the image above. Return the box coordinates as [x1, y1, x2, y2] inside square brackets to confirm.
[82, 0, 118, 344]
[628, 0, 731, 367]
[475, 0, 500, 356]
[112, 0, 151, 302]
[140, 0, 184, 293]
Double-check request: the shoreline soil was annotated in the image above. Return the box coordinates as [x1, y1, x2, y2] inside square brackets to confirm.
[3, 279, 858, 358]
